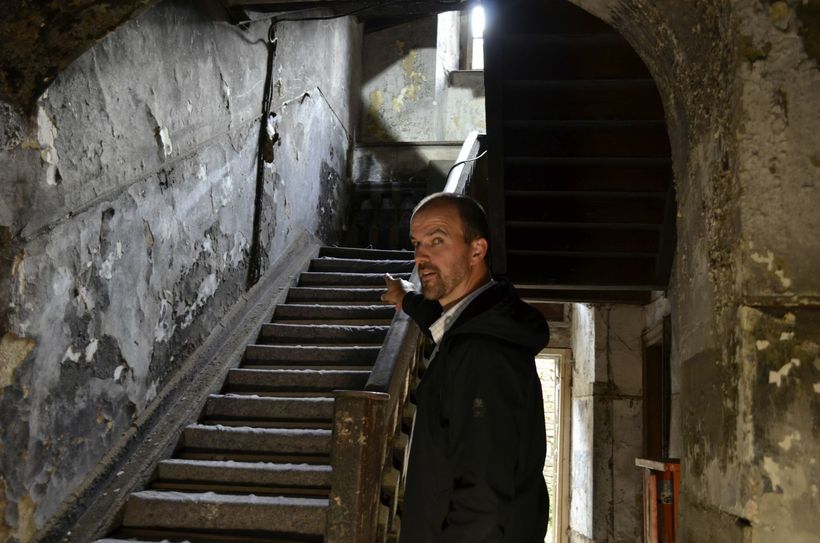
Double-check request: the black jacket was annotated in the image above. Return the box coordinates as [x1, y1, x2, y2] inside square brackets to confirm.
[399, 280, 550, 543]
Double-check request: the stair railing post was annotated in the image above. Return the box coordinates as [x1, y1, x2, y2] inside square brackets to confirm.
[326, 390, 390, 543]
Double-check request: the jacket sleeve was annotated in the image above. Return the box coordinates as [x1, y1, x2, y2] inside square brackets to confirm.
[401, 291, 442, 333]
[441, 338, 527, 543]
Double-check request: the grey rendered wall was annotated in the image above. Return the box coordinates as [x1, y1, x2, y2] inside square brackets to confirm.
[0, 2, 361, 539]
[358, 13, 486, 144]
[569, 304, 643, 543]
[569, 0, 820, 541]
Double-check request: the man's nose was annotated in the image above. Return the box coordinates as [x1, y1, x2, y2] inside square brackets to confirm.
[414, 245, 429, 264]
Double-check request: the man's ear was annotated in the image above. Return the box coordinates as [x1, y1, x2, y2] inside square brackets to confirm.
[470, 238, 488, 264]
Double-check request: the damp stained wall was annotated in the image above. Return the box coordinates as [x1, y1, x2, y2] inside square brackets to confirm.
[354, 13, 486, 185]
[0, 1, 361, 539]
[358, 13, 486, 142]
[569, 303, 643, 543]
[567, 0, 820, 540]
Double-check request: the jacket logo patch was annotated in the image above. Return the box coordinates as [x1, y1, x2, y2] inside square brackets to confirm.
[472, 397, 485, 418]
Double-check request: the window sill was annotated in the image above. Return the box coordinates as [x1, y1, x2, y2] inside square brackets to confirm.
[449, 69, 485, 88]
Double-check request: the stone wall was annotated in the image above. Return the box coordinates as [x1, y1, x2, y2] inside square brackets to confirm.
[0, 2, 361, 539]
[569, 0, 820, 540]
[569, 304, 643, 543]
[358, 13, 486, 146]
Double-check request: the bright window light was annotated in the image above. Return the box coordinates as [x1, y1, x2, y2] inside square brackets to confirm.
[471, 5, 485, 38]
[471, 6, 485, 69]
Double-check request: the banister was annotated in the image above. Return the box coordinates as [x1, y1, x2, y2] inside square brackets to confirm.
[326, 131, 486, 543]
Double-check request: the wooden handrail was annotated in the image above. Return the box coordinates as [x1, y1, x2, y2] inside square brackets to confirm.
[326, 132, 486, 543]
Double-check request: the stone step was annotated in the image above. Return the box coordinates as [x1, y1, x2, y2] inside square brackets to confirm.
[286, 286, 387, 303]
[257, 323, 389, 345]
[225, 368, 370, 394]
[182, 424, 332, 456]
[155, 459, 332, 492]
[203, 395, 334, 422]
[274, 303, 396, 322]
[309, 257, 414, 274]
[121, 490, 327, 537]
[243, 344, 380, 368]
[298, 271, 410, 287]
[318, 246, 414, 260]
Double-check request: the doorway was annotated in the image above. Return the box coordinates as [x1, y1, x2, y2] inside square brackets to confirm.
[535, 349, 572, 543]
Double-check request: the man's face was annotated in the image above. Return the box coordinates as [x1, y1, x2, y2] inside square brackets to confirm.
[410, 203, 476, 307]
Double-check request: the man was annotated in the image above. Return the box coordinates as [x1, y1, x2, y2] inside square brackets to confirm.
[381, 193, 550, 543]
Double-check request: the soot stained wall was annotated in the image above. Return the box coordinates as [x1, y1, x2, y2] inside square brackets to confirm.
[569, 0, 819, 540]
[569, 304, 643, 543]
[0, 2, 360, 539]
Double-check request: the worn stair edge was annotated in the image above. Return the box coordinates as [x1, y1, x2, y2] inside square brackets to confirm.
[226, 368, 370, 391]
[310, 257, 414, 273]
[121, 491, 327, 536]
[298, 272, 411, 286]
[203, 395, 334, 421]
[183, 424, 332, 455]
[318, 246, 414, 259]
[244, 344, 381, 364]
[274, 303, 396, 320]
[157, 459, 332, 488]
[258, 323, 389, 344]
[286, 286, 388, 303]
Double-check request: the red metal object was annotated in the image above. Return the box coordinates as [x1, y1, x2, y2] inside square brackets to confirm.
[635, 458, 680, 543]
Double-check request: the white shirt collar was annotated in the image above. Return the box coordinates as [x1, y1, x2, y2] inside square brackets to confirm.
[428, 279, 495, 345]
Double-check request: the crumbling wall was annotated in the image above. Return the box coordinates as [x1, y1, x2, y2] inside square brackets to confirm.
[569, 304, 643, 543]
[0, 1, 360, 539]
[569, 0, 820, 540]
[354, 14, 486, 186]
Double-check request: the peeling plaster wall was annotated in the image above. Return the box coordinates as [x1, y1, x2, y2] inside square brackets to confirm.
[0, 1, 360, 539]
[358, 15, 486, 142]
[569, 304, 643, 543]
[355, 14, 486, 185]
[360, 17, 438, 143]
[563, 0, 820, 540]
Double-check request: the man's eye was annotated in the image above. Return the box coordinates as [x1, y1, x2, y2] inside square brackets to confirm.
[432, 238, 443, 246]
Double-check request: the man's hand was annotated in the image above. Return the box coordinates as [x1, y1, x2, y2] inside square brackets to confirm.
[381, 273, 414, 311]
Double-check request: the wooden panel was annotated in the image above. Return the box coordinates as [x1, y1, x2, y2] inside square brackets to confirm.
[504, 157, 672, 193]
[505, 224, 660, 254]
[503, 120, 671, 158]
[497, 34, 650, 80]
[505, 194, 666, 224]
[503, 79, 665, 121]
[505, 252, 659, 287]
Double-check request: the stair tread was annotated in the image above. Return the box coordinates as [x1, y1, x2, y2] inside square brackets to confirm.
[258, 322, 389, 345]
[159, 458, 332, 473]
[122, 491, 327, 536]
[298, 271, 410, 286]
[130, 489, 329, 504]
[204, 394, 335, 421]
[318, 246, 414, 259]
[157, 459, 332, 487]
[186, 423, 332, 436]
[309, 257, 414, 273]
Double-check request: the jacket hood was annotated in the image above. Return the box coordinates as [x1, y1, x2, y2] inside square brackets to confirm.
[448, 279, 549, 355]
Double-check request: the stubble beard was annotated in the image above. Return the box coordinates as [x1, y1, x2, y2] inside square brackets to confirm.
[420, 265, 468, 302]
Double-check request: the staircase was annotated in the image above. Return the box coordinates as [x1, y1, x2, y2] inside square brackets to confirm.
[98, 246, 414, 543]
[483, 0, 675, 304]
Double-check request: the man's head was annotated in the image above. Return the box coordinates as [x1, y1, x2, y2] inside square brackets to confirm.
[409, 193, 491, 308]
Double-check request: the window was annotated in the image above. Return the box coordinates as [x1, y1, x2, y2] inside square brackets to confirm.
[460, 5, 486, 70]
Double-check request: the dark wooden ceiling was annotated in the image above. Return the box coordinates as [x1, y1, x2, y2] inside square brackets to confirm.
[482, 0, 675, 304]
